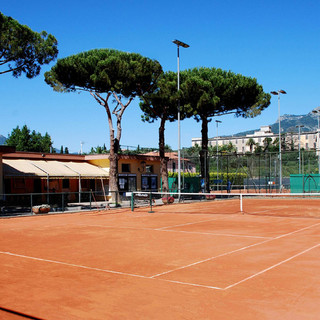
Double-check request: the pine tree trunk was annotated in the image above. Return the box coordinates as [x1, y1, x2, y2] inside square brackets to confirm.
[159, 117, 169, 192]
[108, 129, 119, 201]
[200, 117, 209, 192]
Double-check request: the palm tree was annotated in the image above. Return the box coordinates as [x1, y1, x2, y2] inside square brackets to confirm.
[246, 138, 256, 153]
[263, 137, 273, 152]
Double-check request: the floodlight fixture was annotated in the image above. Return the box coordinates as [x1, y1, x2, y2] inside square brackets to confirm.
[172, 39, 190, 48]
[271, 90, 287, 95]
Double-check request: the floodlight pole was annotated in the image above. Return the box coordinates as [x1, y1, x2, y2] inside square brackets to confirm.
[216, 120, 222, 189]
[271, 90, 286, 192]
[312, 107, 320, 174]
[173, 39, 189, 195]
[296, 125, 304, 174]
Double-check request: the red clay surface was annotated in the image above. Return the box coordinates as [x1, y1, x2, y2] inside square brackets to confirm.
[1, 200, 320, 319]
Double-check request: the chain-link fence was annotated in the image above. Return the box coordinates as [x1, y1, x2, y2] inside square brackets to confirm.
[181, 149, 320, 192]
[0, 191, 133, 217]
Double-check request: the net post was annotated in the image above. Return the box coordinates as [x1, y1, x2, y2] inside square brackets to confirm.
[240, 194, 243, 213]
[30, 194, 33, 215]
[148, 192, 154, 213]
[131, 192, 134, 212]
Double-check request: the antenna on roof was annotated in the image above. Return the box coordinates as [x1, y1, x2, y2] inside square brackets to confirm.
[80, 141, 84, 155]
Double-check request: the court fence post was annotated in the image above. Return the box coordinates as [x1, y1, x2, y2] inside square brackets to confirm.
[148, 192, 154, 213]
[62, 193, 65, 212]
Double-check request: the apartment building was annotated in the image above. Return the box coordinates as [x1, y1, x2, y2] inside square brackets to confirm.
[192, 126, 319, 153]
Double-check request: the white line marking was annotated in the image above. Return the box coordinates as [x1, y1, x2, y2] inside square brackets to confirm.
[159, 229, 271, 239]
[224, 243, 320, 290]
[83, 224, 270, 239]
[0, 251, 149, 279]
[80, 224, 156, 232]
[155, 218, 227, 230]
[272, 221, 320, 240]
[0, 251, 224, 290]
[151, 240, 268, 278]
[151, 222, 320, 278]
[158, 278, 223, 290]
[2, 222, 320, 291]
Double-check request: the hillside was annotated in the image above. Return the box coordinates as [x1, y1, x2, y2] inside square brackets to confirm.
[234, 111, 318, 136]
[0, 135, 6, 145]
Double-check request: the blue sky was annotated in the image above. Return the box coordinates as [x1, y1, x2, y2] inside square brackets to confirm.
[1, 0, 319, 153]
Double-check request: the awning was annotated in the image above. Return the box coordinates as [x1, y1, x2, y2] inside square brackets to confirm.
[3, 159, 109, 179]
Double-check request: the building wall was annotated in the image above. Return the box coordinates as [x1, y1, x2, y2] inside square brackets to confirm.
[86, 154, 161, 192]
[118, 157, 161, 191]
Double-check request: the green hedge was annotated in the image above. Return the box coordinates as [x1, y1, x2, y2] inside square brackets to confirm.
[168, 172, 247, 185]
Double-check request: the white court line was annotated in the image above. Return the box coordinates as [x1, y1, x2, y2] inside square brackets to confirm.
[158, 278, 223, 290]
[151, 239, 269, 278]
[159, 229, 271, 239]
[2, 223, 320, 292]
[82, 224, 270, 239]
[155, 217, 230, 230]
[0, 251, 224, 291]
[224, 243, 320, 290]
[78, 224, 156, 232]
[151, 221, 320, 278]
[0, 251, 149, 279]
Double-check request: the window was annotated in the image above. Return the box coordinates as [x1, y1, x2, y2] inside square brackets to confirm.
[119, 174, 136, 192]
[122, 164, 130, 173]
[141, 175, 157, 191]
[172, 162, 176, 172]
[146, 165, 153, 173]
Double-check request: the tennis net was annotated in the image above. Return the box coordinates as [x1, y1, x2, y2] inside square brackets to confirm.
[130, 191, 320, 218]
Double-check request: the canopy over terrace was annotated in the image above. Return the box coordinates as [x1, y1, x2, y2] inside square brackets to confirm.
[3, 159, 109, 200]
[3, 159, 109, 178]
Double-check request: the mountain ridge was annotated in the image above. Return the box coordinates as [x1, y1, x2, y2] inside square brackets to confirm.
[0, 135, 6, 145]
[233, 111, 318, 137]
[2, 111, 320, 146]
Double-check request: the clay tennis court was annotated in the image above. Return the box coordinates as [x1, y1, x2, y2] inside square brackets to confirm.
[1, 198, 320, 319]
